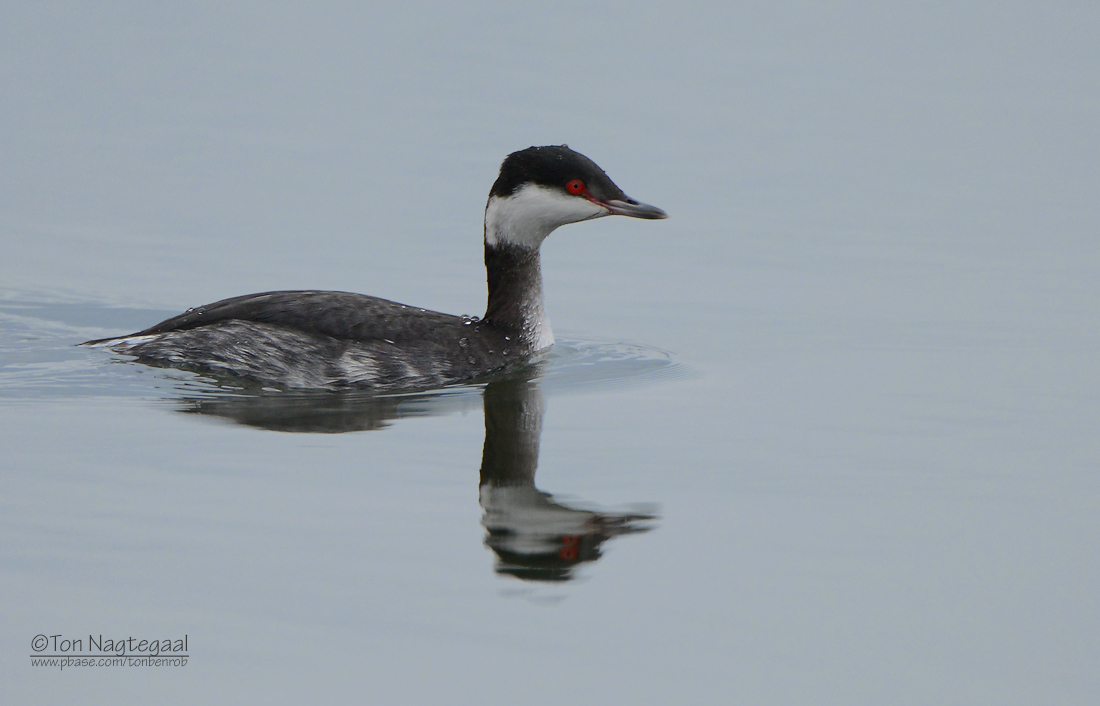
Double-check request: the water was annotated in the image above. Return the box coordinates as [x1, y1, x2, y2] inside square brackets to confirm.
[3, 3, 1099, 704]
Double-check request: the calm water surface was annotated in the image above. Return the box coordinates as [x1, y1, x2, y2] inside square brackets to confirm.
[3, 3, 1098, 705]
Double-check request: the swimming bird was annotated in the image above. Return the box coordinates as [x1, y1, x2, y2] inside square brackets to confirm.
[85, 145, 667, 389]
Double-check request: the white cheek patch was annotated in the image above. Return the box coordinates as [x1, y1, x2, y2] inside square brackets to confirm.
[484, 184, 609, 248]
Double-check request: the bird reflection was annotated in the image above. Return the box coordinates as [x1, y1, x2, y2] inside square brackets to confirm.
[478, 379, 655, 581]
[173, 367, 657, 582]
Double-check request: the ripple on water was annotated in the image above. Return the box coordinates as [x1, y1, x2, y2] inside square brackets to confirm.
[540, 337, 693, 394]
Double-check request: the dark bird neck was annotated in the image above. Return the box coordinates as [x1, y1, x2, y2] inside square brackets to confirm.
[482, 242, 552, 349]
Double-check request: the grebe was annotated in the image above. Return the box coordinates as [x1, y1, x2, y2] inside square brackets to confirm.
[85, 145, 667, 389]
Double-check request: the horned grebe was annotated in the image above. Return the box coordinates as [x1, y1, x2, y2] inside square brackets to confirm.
[84, 145, 667, 389]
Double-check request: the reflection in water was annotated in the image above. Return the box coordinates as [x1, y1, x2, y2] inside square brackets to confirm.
[174, 366, 657, 582]
[479, 379, 655, 582]
[176, 386, 478, 433]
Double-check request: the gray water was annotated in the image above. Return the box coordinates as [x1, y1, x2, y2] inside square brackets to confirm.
[3, 3, 1098, 704]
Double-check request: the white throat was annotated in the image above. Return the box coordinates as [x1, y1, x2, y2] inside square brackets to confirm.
[484, 184, 609, 249]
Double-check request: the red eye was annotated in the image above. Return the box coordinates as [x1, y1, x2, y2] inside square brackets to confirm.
[566, 179, 585, 195]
